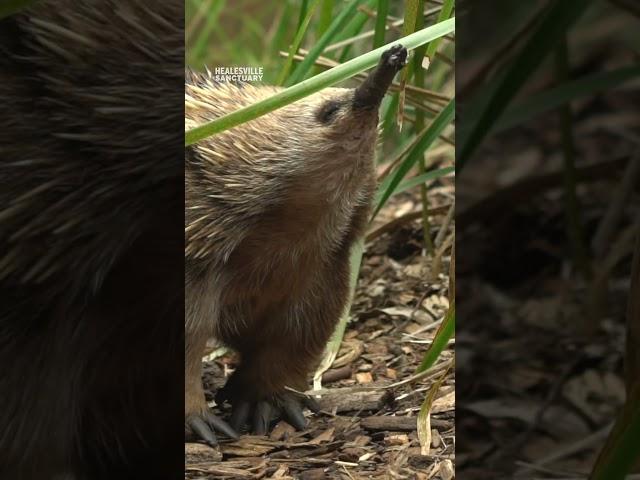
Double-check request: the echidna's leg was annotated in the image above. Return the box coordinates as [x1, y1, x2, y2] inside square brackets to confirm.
[217, 259, 351, 434]
[185, 330, 238, 445]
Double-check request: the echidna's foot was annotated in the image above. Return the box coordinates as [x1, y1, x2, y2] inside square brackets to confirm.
[216, 386, 321, 435]
[185, 410, 239, 447]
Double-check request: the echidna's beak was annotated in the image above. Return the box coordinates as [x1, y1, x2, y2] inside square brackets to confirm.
[353, 44, 408, 111]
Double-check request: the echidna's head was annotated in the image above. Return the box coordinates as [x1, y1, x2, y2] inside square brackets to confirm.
[185, 45, 407, 219]
[263, 44, 409, 185]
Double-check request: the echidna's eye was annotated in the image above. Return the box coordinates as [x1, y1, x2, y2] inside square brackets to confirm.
[316, 100, 342, 124]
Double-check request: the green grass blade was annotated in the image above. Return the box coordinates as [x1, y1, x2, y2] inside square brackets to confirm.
[496, 65, 640, 132]
[325, 238, 365, 362]
[424, 0, 455, 60]
[185, 19, 455, 145]
[277, 0, 321, 86]
[317, 0, 335, 37]
[392, 167, 454, 197]
[372, 0, 389, 49]
[285, 0, 362, 86]
[381, 91, 400, 140]
[457, 0, 594, 170]
[296, 0, 310, 32]
[416, 303, 455, 373]
[337, 0, 378, 62]
[189, 0, 226, 66]
[398, 0, 420, 89]
[0, 0, 39, 19]
[372, 98, 455, 218]
[271, 1, 294, 58]
[589, 384, 640, 479]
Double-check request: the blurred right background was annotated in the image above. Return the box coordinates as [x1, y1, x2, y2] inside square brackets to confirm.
[456, 0, 640, 478]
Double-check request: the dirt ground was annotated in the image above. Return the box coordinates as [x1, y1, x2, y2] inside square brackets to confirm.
[185, 181, 455, 479]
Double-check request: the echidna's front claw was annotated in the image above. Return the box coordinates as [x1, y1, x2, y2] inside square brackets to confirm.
[219, 386, 320, 435]
[186, 410, 239, 447]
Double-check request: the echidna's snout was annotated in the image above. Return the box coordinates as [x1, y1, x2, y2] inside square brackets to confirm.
[353, 44, 408, 111]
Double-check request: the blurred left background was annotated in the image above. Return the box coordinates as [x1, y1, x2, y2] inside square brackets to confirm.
[0, 1, 184, 479]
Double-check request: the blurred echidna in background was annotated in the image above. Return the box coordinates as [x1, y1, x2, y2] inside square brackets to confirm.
[0, 1, 184, 479]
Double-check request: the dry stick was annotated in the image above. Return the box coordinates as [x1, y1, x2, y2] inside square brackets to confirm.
[592, 150, 640, 257]
[387, 357, 453, 389]
[434, 51, 453, 67]
[321, 365, 353, 384]
[434, 201, 454, 248]
[365, 205, 451, 242]
[457, 155, 630, 226]
[431, 228, 454, 281]
[360, 415, 449, 431]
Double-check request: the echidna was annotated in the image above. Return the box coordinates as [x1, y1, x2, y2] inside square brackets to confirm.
[184, 45, 408, 444]
[0, 1, 183, 479]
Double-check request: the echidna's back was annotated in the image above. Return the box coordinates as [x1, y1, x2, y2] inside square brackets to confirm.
[0, 2, 183, 479]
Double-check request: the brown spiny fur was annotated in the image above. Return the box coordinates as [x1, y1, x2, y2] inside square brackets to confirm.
[185, 73, 379, 423]
[0, 2, 183, 479]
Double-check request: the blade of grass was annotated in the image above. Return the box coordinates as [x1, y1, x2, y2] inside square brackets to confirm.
[589, 383, 640, 479]
[416, 303, 455, 374]
[311, 0, 335, 76]
[372, 0, 389, 49]
[270, 1, 294, 58]
[417, 359, 453, 455]
[285, 0, 362, 86]
[392, 167, 454, 197]
[189, 0, 226, 66]
[295, 0, 310, 32]
[337, 0, 378, 62]
[372, 97, 455, 218]
[381, 91, 401, 141]
[396, 0, 421, 131]
[185, 19, 455, 145]
[412, 0, 436, 255]
[317, 0, 334, 37]
[457, 0, 594, 170]
[276, 0, 321, 86]
[424, 0, 455, 60]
